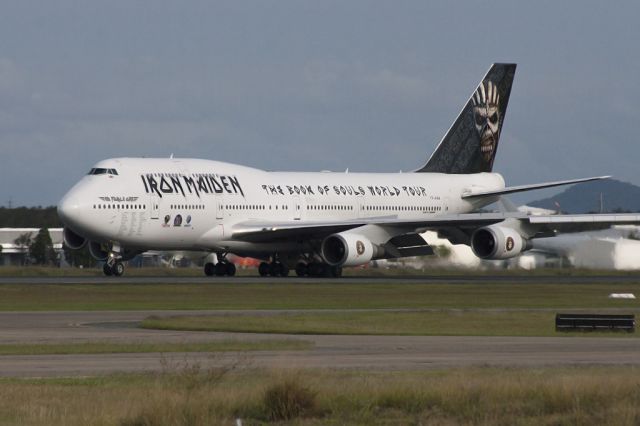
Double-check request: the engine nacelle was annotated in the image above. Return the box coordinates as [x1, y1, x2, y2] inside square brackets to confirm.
[88, 241, 109, 261]
[321, 233, 375, 267]
[63, 228, 86, 250]
[471, 225, 528, 260]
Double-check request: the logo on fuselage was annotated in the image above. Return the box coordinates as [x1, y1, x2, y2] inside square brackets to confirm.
[141, 173, 244, 198]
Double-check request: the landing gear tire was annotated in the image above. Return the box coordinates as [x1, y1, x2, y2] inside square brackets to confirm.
[226, 262, 236, 277]
[330, 266, 342, 278]
[295, 262, 308, 277]
[204, 262, 215, 276]
[103, 263, 113, 276]
[259, 262, 270, 277]
[113, 262, 125, 277]
[279, 263, 289, 277]
[308, 262, 328, 277]
[269, 262, 281, 277]
[215, 262, 227, 276]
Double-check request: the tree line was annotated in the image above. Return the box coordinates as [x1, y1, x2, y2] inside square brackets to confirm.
[0, 206, 61, 228]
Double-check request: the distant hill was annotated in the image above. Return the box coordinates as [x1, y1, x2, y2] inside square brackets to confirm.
[528, 179, 640, 213]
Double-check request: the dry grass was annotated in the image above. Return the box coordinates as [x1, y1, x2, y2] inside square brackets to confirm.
[141, 311, 639, 337]
[0, 280, 639, 311]
[0, 366, 639, 425]
[0, 339, 312, 355]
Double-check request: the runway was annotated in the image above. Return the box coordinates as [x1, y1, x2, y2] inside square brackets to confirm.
[0, 310, 639, 377]
[1, 273, 639, 285]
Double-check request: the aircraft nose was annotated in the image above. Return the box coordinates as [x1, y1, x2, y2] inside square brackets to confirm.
[57, 191, 84, 228]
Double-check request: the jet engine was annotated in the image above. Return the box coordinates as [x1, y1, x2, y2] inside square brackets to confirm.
[321, 233, 379, 267]
[63, 227, 86, 250]
[88, 241, 109, 261]
[470, 225, 529, 260]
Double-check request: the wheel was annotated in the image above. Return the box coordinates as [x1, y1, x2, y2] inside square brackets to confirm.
[103, 263, 113, 276]
[215, 262, 227, 276]
[279, 263, 290, 277]
[258, 262, 270, 277]
[330, 266, 342, 278]
[113, 262, 125, 277]
[204, 262, 215, 276]
[269, 262, 281, 277]
[226, 262, 236, 277]
[295, 262, 308, 277]
[308, 263, 321, 277]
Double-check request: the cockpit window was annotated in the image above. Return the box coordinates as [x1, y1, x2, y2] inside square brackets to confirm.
[88, 168, 118, 175]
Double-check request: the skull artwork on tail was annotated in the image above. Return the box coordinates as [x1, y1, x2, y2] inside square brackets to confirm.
[472, 81, 501, 163]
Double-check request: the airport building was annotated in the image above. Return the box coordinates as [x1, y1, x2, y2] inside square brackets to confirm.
[0, 228, 64, 266]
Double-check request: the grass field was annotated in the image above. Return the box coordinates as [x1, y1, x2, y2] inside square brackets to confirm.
[0, 366, 639, 425]
[0, 280, 637, 311]
[0, 340, 311, 355]
[141, 310, 639, 337]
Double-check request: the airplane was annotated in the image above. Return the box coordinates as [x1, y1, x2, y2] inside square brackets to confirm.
[57, 63, 640, 277]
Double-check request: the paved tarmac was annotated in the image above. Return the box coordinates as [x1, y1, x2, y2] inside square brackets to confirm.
[0, 310, 639, 377]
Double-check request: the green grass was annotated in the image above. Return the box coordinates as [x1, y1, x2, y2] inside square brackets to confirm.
[0, 367, 639, 425]
[0, 340, 312, 355]
[0, 280, 638, 311]
[141, 310, 639, 337]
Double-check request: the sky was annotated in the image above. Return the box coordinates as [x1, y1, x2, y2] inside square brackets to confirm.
[1, 1, 639, 207]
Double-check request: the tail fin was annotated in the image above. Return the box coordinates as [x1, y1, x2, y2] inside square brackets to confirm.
[416, 63, 516, 174]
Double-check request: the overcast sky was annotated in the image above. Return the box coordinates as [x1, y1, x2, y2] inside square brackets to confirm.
[1, 1, 639, 206]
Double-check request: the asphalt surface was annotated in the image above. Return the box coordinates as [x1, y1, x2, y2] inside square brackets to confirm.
[0, 309, 639, 377]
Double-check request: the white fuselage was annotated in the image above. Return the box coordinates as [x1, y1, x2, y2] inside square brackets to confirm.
[58, 158, 505, 255]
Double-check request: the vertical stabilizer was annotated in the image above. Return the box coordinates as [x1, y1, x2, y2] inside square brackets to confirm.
[416, 63, 516, 174]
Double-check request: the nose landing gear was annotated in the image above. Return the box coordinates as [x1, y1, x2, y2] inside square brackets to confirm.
[103, 245, 125, 277]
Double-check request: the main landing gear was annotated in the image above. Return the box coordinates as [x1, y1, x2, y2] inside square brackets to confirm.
[295, 262, 342, 278]
[258, 261, 289, 277]
[204, 254, 236, 277]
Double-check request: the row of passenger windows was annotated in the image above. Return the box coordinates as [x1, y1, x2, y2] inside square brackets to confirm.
[226, 205, 289, 211]
[222, 204, 436, 212]
[170, 204, 205, 210]
[91, 203, 441, 213]
[309, 205, 353, 211]
[364, 205, 441, 212]
[93, 204, 145, 210]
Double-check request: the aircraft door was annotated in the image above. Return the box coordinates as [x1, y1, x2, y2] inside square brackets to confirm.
[149, 194, 160, 219]
[293, 196, 301, 220]
[215, 194, 224, 220]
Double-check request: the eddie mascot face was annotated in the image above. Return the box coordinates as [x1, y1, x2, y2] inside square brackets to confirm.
[472, 80, 501, 163]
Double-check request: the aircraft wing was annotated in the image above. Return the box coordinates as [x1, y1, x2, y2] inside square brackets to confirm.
[230, 212, 640, 243]
[461, 176, 610, 200]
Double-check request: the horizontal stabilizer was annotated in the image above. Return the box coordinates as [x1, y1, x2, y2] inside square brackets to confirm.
[461, 176, 610, 200]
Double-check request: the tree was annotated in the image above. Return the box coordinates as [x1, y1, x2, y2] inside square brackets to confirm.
[29, 228, 56, 266]
[13, 233, 33, 265]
